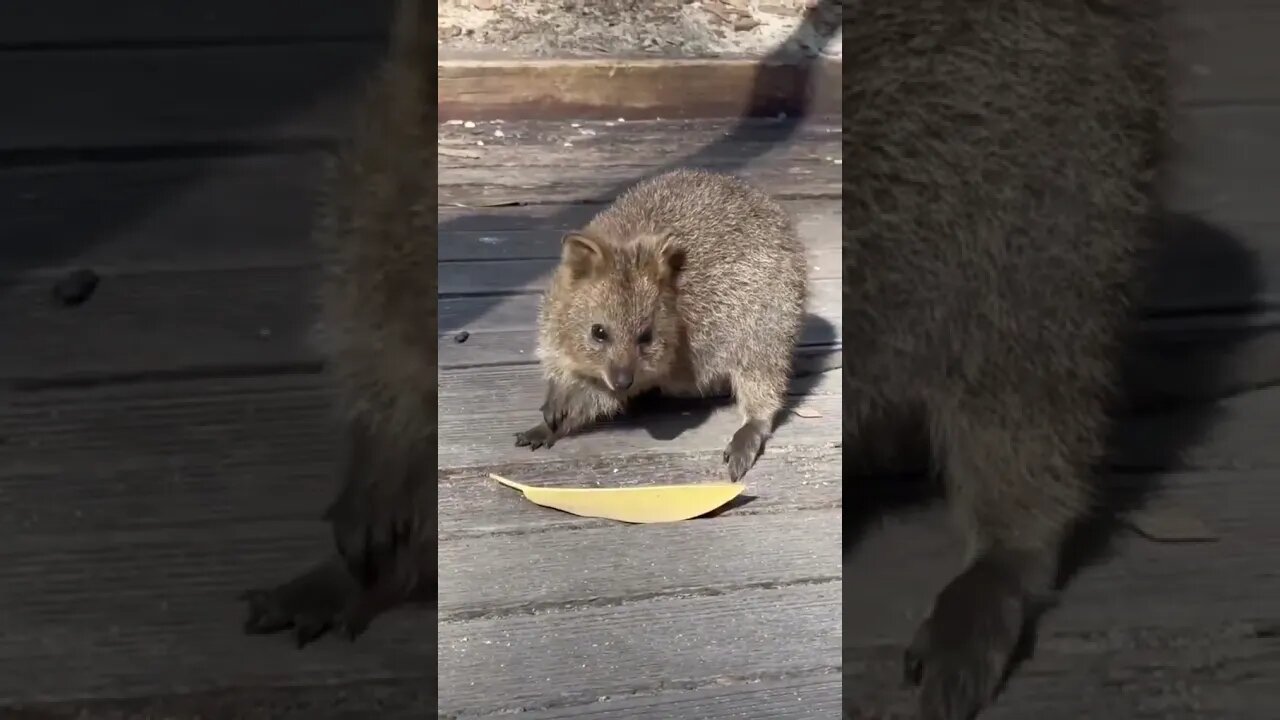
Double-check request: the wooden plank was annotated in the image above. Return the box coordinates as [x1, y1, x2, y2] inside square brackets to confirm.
[0, 516, 436, 705]
[0, 264, 319, 383]
[440, 510, 840, 618]
[438, 160, 840, 206]
[505, 673, 841, 719]
[440, 444, 842, 538]
[0, 1, 392, 46]
[437, 118, 842, 168]
[0, 44, 384, 152]
[6, 679, 437, 720]
[436, 201, 842, 264]
[1175, 6, 1280, 106]
[438, 57, 842, 122]
[437, 583, 841, 716]
[0, 154, 327, 275]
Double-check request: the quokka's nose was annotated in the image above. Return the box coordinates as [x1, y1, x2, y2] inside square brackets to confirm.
[608, 366, 634, 391]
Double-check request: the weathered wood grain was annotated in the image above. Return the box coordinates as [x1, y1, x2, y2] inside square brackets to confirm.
[6, 679, 436, 720]
[438, 57, 842, 122]
[0, 45, 383, 152]
[499, 673, 842, 719]
[440, 444, 843, 537]
[437, 117, 842, 167]
[848, 622, 1279, 719]
[440, 510, 840, 618]
[0, 154, 329, 273]
[437, 583, 841, 716]
[0, 489, 430, 705]
[439, 160, 840, 205]
[1174, 4, 1280, 106]
[0, 0, 392, 46]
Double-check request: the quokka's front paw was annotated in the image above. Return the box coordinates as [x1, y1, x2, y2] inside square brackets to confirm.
[723, 422, 767, 482]
[241, 556, 370, 648]
[514, 422, 558, 450]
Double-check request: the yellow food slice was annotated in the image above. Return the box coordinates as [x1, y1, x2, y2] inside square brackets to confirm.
[489, 473, 744, 524]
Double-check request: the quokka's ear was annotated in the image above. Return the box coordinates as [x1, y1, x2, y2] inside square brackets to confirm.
[561, 231, 609, 280]
[643, 231, 685, 287]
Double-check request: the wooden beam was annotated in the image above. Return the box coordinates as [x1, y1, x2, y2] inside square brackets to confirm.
[437, 57, 842, 122]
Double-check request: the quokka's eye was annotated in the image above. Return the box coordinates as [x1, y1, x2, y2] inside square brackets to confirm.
[637, 327, 653, 346]
[590, 324, 609, 343]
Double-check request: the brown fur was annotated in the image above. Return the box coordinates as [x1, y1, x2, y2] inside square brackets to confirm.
[517, 169, 808, 481]
[240, 0, 436, 645]
[844, 1, 1170, 717]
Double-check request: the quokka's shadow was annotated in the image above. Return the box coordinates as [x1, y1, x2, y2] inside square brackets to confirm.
[572, 311, 840, 442]
[841, 211, 1269, 674]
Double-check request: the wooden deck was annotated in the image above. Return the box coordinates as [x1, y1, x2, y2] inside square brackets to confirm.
[0, 1, 1276, 719]
[437, 116, 843, 718]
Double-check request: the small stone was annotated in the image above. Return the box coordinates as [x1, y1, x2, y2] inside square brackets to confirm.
[52, 268, 100, 307]
[734, 17, 762, 31]
[477, 140, 485, 146]
[454, 331, 470, 343]
[494, 129, 505, 137]
[463, 120, 476, 128]
[563, 141, 574, 147]
[445, 119, 464, 125]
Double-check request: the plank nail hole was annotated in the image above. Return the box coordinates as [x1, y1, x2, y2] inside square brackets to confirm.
[52, 268, 100, 307]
